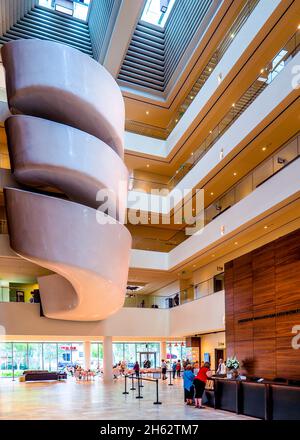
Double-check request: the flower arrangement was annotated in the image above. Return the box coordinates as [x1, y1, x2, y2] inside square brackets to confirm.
[226, 356, 240, 370]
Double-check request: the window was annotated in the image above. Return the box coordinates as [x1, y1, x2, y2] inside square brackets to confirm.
[28, 343, 43, 370]
[13, 343, 28, 376]
[141, 0, 176, 28]
[91, 343, 103, 369]
[0, 343, 13, 378]
[43, 343, 58, 371]
[38, 0, 91, 21]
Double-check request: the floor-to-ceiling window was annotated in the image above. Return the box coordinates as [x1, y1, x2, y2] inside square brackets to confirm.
[0, 342, 13, 378]
[112, 342, 160, 368]
[91, 343, 103, 369]
[43, 343, 58, 372]
[28, 343, 43, 370]
[13, 343, 28, 376]
[0, 342, 85, 378]
[167, 342, 187, 362]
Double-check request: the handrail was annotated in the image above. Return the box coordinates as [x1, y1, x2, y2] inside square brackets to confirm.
[125, 273, 224, 309]
[129, 131, 300, 251]
[125, 0, 260, 140]
[130, 27, 300, 192]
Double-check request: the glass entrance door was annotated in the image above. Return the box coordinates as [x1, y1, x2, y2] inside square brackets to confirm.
[139, 352, 156, 368]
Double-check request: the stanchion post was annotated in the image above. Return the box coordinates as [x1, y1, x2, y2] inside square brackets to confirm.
[136, 375, 143, 399]
[153, 379, 162, 404]
[139, 373, 144, 387]
[168, 370, 173, 386]
[122, 375, 129, 394]
[130, 374, 136, 391]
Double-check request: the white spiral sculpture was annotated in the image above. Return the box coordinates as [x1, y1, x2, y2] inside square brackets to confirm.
[2, 40, 131, 321]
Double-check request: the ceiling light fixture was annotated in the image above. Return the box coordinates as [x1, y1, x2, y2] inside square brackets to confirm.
[233, 172, 237, 176]
[146, 164, 150, 168]
[210, 192, 214, 196]
[231, 33, 235, 38]
[262, 147, 267, 151]
[146, 111, 149, 115]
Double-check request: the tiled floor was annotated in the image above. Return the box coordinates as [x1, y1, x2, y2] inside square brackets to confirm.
[0, 377, 255, 420]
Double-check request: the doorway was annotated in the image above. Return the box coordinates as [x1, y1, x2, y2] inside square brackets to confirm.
[214, 349, 225, 372]
[139, 352, 157, 368]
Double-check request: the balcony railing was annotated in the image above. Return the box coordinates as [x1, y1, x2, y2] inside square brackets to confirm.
[131, 132, 300, 250]
[125, 0, 260, 139]
[129, 27, 300, 192]
[124, 273, 224, 309]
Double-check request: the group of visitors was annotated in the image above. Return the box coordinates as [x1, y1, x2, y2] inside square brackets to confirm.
[183, 362, 212, 408]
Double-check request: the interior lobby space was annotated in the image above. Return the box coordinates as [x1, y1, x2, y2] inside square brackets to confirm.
[0, 0, 300, 425]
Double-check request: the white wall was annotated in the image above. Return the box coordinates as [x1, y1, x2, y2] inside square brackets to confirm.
[0, 290, 225, 338]
[130, 157, 300, 270]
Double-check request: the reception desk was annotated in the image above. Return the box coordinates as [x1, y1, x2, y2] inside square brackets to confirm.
[203, 378, 300, 420]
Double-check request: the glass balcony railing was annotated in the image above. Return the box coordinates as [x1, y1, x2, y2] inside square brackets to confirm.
[129, 27, 300, 192]
[124, 273, 224, 309]
[131, 132, 300, 251]
[125, 0, 260, 139]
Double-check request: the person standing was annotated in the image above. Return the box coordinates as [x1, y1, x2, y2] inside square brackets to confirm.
[183, 365, 195, 405]
[172, 361, 177, 379]
[176, 359, 181, 377]
[216, 358, 226, 376]
[133, 361, 140, 378]
[193, 362, 212, 408]
[161, 359, 167, 380]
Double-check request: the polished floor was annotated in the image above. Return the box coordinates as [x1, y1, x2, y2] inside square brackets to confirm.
[0, 377, 255, 420]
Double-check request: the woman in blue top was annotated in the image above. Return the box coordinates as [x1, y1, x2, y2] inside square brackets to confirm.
[183, 364, 195, 405]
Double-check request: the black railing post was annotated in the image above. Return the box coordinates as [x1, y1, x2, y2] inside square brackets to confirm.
[153, 379, 162, 404]
[122, 374, 129, 394]
[168, 369, 173, 386]
[136, 375, 143, 399]
[139, 372, 144, 387]
[130, 374, 136, 391]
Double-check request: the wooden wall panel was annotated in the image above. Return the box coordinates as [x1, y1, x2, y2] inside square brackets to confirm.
[225, 228, 300, 380]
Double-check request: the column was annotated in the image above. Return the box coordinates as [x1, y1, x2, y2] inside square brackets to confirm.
[83, 341, 91, 370]
[103, 336, 113, 383]
[161, 341, 167, 361]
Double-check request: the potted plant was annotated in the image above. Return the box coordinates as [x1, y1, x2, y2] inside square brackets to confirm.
[226, 356, 240, 379]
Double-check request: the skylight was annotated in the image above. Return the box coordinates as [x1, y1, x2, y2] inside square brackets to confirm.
[38, 0, 91, 22]
[141, 0, 176, 28]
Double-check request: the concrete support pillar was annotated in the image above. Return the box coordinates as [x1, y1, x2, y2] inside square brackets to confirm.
[83, 341, 91, 370]
[161, 341, 167, 361]
[103, 336, 113, 383]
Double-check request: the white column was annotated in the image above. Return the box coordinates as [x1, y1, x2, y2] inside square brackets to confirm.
[103, 336, 113, 383]
[161, 341, 167, 361]
[83, 341, 91, 370]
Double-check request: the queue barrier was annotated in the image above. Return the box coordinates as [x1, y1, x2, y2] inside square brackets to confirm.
[123, 374, 162, 405]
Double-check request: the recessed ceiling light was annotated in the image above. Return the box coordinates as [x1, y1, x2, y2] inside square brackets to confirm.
[146, 111, 149, 115]
[234, 242, 238, 245]
[210, 192, 214, 196]
[190, 96, 194, 100]
[231, 33, 235, 38]
[175, 119, 178, 123]
[209, 130, 212, 134]
[262, 147, 267, 151]
[233, 172, 237, 176]
[176, 170, 179, 174]
[298, 24, 300, 30]
[232, 103, 235, 107]
[146, 164, 150, 168]
[264, 225, 268, 229]
[260, 68, 264, 73]
[193, 264, 196, 268]
[208, 67, 212, 72]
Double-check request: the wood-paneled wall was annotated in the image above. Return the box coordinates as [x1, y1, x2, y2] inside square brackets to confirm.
[225, 228, 300, 380]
